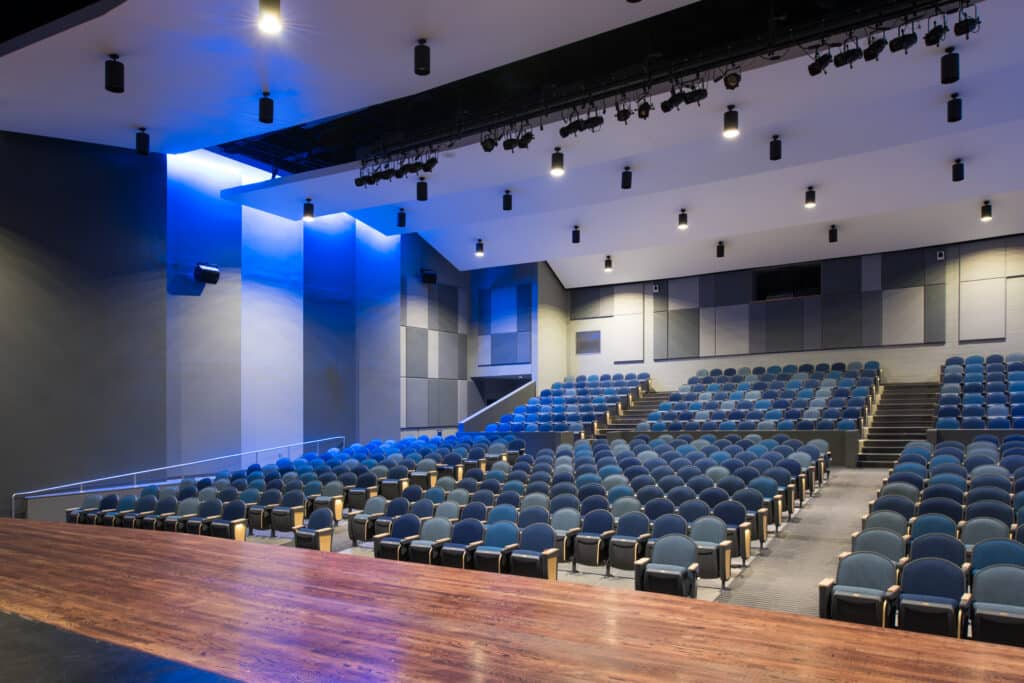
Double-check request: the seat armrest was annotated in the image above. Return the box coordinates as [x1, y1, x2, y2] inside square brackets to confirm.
[371, 532, 389, 542]
[501, 543, 520, 554]
[688, 562, 700, 578]
[818, 578, 836, 618]
[432, 537, 452, 546]
[837, 551, 852, 561]
[961, 561, 971, 581]
[599, 529, 616, 541]
[897, 556, 909, 571]
[883, 584, 901, 602]
[959, 592, 972, 612]
[464, 540, 484, 553]
[636, 532, 652, 544]
[540, 547, 559, 558]
[401, 534, 420, 544]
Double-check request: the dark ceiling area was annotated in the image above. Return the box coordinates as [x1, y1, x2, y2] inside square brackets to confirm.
[212, 0, 963, 176]
[0, 1, 113, 45]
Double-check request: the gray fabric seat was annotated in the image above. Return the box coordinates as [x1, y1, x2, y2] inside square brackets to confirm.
[851, 528, 906, 563]
[634, 533, 699, 598]
[689, 516, 732, 588]
[972, 564, 1024, 646]
[818, 551, 898, 626]
[407, 517, 452, 565]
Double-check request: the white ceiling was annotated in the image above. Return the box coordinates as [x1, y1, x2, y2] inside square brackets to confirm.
[222, 0, 1024, 287]
[0, 0, 691, 153]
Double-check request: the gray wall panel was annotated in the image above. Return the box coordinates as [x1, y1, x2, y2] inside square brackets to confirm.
[437, 331, 460, 379]
[959, 278, 1006, 341]
[822, 257, 861, 293]
[861, 254, 882, 291]
[715, 271, 753, 306]
[405, 326, 428, 378]
[924, 284, 946, 343]
[803, 296, 822, 350]
[699, 274, 716, 308]
[652, 311, 668, 360]
[571, 287, 602, 320]
[477, 289, 491, 334]
[822, 293, 861, 349]
[748, 302, 767, 353]
[861, 291, 883, 347]
[668, 277, 700, 310]
[1007, 235, 1024, 277]
[882, 286, 924, 345]
[765, 300, 803, 352]
[652, 281, 668, 312]
[924, 247, 946, 285]
[960, 239, 1005, 282]
[714, 304, 749, 356]
[490, 332, 517, 364]
[667, 308, 700, 359]
[405, 377, 429, 427]
[699, 307, 716, 357]
[438, 284, 458, 333]
[517, 283, 533, 331]
[882, 249, 924, 289]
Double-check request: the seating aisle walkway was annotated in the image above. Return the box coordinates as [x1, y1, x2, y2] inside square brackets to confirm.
[716, 467, 885, 616]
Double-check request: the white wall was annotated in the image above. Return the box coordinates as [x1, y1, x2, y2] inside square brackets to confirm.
[536, 262, 569, 387]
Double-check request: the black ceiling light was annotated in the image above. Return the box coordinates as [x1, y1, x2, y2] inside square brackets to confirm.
[475, 238, 485, 258]
[954, 15, 981, 38]
[604, 255, 613, 273]
[808, 52, 831, 76]
[980, 200, 993, 222]
[941, 47, 959, 85]
[615, 104, 632, 124]
[828, 224, 838, 243]
[952, 158, 965, 183]
[517, 131, 534, 149]
[864, 36, 888, 61]
[722, 71, 742, 90]
[480, 135, 497, 152]
[637, 100, 652, 119]
[259, 91, 274, 124]
[722, 105, 739, 139]
[105, 54, 124, 93]
[572, 225, 581, 244]
[416, 176, 428, 201]
[948, 93, 962, 123]
[833, 44, 863, 68]
[769, 134, 781, 161]
[550, 147, 565, 177]
[397, 207, 406, 227]
[414, 39, 430, 76]
[422, 157, 438, 173]
[890, 30, 918, 53]
[716, 241, 725, 258]
[503, 189, 512, 211]
[135, 127, 149, 155]
[660, 89, 683, 112]
[677, 209, 688, 231]
[924, 23, 948, 47]
[681, 87, 708, 105]
[258, 0, 282, 34]
[502, 137, 518, 151]
[621, 166, 632, 190]
[804, 186, 817, 209]
[302, 197, 314, 222]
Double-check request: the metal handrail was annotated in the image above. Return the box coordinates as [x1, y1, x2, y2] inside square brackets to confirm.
[11, 434, 346, 517]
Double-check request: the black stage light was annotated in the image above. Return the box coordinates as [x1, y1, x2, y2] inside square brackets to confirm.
[416, 177, 428, 201]
[890, 31, 917, 53]
[864, 37, 888, 61]
[981, 200, 992, 222]
[941, 47, 959, 84]
[302, 197, 314, 222]
[422, 157, 438, 172]
[808, 52, 832, 76]
[834, 46, 863, 68]
[637, 101, 652, 119]
[397, 208, 406, 227]
[259, 91, 274, 123]
[503, 189, 512, 211]
[716, 241, 725, 258]
[480, 136, 497, 152]
[723, 71, 742, 90]
[616, 107, 631, 124]
[954, 16, 980, 37]
[621, 166, 632, 190]
[379, 167, 395, 181]
[194, 263, 221, 284]
[420, 268, 437, 285]
[572, 225, 581, 244]
[502, 137, 518, 151]
[660, 90, 683, 112]
[518, 131, 534, 149]
[604, 255, 613, 273]
[924, 24, 948, 47]
[582, 115, 604, 131]
[677, 209, 688, 231]
[682, 88, 707, 105]
[828, 224, 838, 243]
[769, 134, 781, 161]
[135, 127, 149, 155]
[414, 39, 430, 76]
[948, 93, 962, 123]
[550, 147, 565, 177]
[354, 176, 365, 187]
[722, 105, 739, 139]
[105, 54, 124, 93]
[475, 239, 485, 258]
[952, 158, 965, 183]
[407, 161, 424, 174]
[804, 186, 816, 209]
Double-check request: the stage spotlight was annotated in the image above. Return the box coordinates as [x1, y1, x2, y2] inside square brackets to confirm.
[954, 16, 980, 37]
[105, 54, 124, 93]
[621, 166, 632, 190]
[407, 161, 424, 174]
[948, 93, 962, 123]
[582, 115, 604, 131]
[828, 224, 838, 243]
[941, 47, 959, 84]
[503, 189, 512, 211]
[637, 101, 652, 119]
[302, 197, 314, 222]
[258, 0, 282, 34]
[475, 239, 485, 258]
[354, 176, 365, 188]
[804, 186, 817, 209]
[414, 39, 430, 76]
[833, 45, 863, 68]
[980, 200, 992, 222]
[517, 131, 534, 149]
[502, 137, 518, 151]
[559, 120, 582, 138]
[572, 225, 581, 244]
[194, 263, 221, 285]
[480, 136, 497, 152]
[397, 208, 406, 227]
[864, 37, 888, 61]
[604, 255, 613, 273]
[722, 105, 739, 139]
[616, 105, 632, 124]
[682, 88, 707, 105]
[416, 177, 428, 201]
[924, 24, 948, 47]
[716, 241, 725, 258]
[769, 135, 781, 161]
[808, 52, 831, 76]
[890, 31, 917, 53]
[952, 158, 964, 183]
[422, 157, 438, 172]
[660, 90, 683, 112]
[723, 71, 742, 90]
[259, 91, 274, 124]
[135, 127, 149, 155]
[550, 147, 565, 177]
[677, 209, 688, 231]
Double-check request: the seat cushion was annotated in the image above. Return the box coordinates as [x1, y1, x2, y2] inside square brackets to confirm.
[442, 543, 468, 553]
[511, 549, 542, 561]
[410, 539, 438, 551]
[645, 563, 684, 578]
[832, 586, 884, 604]
[474, 545, 504, 557]
[974, 602, 1024, 621]
[900, 594, 958, 612]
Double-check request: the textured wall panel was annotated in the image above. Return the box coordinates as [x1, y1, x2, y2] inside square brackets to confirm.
[571, 287, 603, 319]
[438, 331, 460, 379]
[437, 284, 459, 333]
[699, 307, 716, 357]
[882, 250, 925, 289]
[652, 311, 668, 360]
[960, 239, 1005, 282]
[924, 284, 946, 343]
[576, 330, 601, 355]
[427, 329, 439, 379]
[959, 278, 1006, 341]
[748, 302, 767, 354]
[405, 278, 429, 328]
[861, 254, 882, 292]
[490, 286, 517, 334]
[882, 286, 924, 345]
[516, 331, 531, 363]
[490, 332, 517, 364]
[765, 300, 804, 352]
[861, 291, 883, 347]
[614, 283, 644, 315]
[477, 334, 491, 366]
[821, 294, 861, 349]
[803, 296, 822, 350]
[822, 257, 861, 293]
[714, 304, 749, 356]
[405, 326, 428, 378]
[668, 277, 700, 311]
[405, 377, 428, 427]
[667, 308, 700, 359]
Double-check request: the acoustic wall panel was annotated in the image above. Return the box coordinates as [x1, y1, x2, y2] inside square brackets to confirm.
[821, 294, 861, 349]
[477, 289, 491, 335]
[667, 308, 700, 358]
[1007, 277, 1024, 339]
[652, 281, 668, 313]
[748, 302, 767, 354]
[428, 379, 458, 426]
[477, 334, 491, 365]
[699, 274, 716, 308]
[614, 283, 644, 315]
[960, 240, 1005, 282]
[516, 331, 531, 363]
[861, 291, 883, 347]
[882, 250, 925, 289]
[924, 247, 946, 285]
[405, 326, 428, 378]
[803, 296, 822, 350]
[607, 313, 643, 362]
[699, 307, 716, 357]
[435, 284, 459, 332]
[490, 332, 517, 364]
[576, 330, 601, 355]
[882, 286, 924, 345]
[924, 284, 946, 343]
[437, 331, 461, 379]
[765, 300, 803, 352]
[652, 311, 668, 360]
[715, 271, 753, 306]
[959, 278, 1006, 341]
[427, 329, 439, 378]
[490, 286, 518, 333]
[1007, 236, 1024, 277]
[405, 377, 428, 427]
[571, 287, 603, 319]
[822, 257, 860, 293]
[861, 254, 882, 292]
[405, 278, 429, 328]
[668, 277, 700, 311]
[517, 284, 533, 332]
[715, 304, 749, 356]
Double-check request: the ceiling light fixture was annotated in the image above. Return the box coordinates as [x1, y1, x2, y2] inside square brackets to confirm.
[604, 255, 613, 273]
[952, 158, 965, 183]
[397, 208, 406, 227]
[833, 43, 863, 68]
[769, 134, 781, 161]
[828, 224, 838, 243]
[302, 197, 314, 222]
[980, 200, 993, 222]
[722, 71, 742, 90]
[503, 189, 512, 211]
[416, 177, 428, 201]
[550, 147, 565, 177]
[864, 36, 888, 61]
[422, 157, 438, 173]
[889, 30, 918, 53]
[941, 46, 959, 84]
[682, 87, 708, 105]
[259, 91, 274, 124]
[105, 54, 124, 93]
[517, 131, 534, 149]
[135, 127, 149, 155]
[475, 239, 485, 258]
[722, 105, 739, 139]
[808, 52, 832, 76]
[716, 241, 725, 258]
[947, 93, 962, 123]
[954, 15, 981, 38]
[257, 0, 282, 34]
[621, 166, 632, 190]
[804, 186, 817, 209]
[414, 39, 430, 76]
[480, 135, 497, 152]
[677, 209, 688, 231]
[572, 225, 581, 244]
[615, 104, 632, 124]
[502, 137, 518, 151]
[924, 23, 948, 47]
[637, 100, 652, 119]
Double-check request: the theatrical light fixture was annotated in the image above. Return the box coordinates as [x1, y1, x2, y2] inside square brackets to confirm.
[414, 39, 430, 76]
[829, 224, 838, 243]
[716, 241, 725, 258]
[722, 105, 739, 139]
[604, 255, 613, 273]
[503, 189, 512, 211]
[397, 208, 406, 227]
[637, 100, 652, 119]
[616, 104, 632, 124]
[682, 87, 708, 105]
[660, 89, 683, 112]
[302, 198, 314, 222]
[948, 93, 962, 123]
[105, 54, 124, 93]
[572, 225, 581, 244]
[808, 52, 831, 76]
[259, 91, 274, 124]
[952, 158, 965, 183]
[416, 177, 428, 201]
[194, 263, 221, 285]
[517, 131, 534, 149]
[550, 147, 565, 177]
[480, 135, 497, 152]
[135, 127, 149, 156]
[833, 44, 863, 68]
[475, 239, 485, 258]
[502, 137, 518, 151]
[769, 135, 781, 161]
[924, 23, 948, 47]
[941, 47, 959, 85]
[864, 36, 888, 61]
[954, 16, 980, 38]
[804, 186, 817, 209]
[723, 71, 742, 90]
[422, 157, 438, 173]
[889, 31, 917, 53]
[621, 166, 632, 190]
[677, 209, 688, 231]
[980, 200, 993, 222]
[257, 0, 282, 34]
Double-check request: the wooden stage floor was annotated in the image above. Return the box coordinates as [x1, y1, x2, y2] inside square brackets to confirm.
[0, 519, 1020, 682]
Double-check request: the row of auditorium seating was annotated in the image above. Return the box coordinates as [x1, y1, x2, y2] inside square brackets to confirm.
[820, 436, 1024, 644]
[937, 353, 1024, 428]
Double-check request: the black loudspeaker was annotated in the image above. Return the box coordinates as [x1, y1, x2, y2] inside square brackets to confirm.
[420, 268, 437, 285]
[194, 263, 221, 284]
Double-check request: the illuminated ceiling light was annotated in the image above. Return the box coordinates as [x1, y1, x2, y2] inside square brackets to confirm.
[503, 189, 512, 211]
[952, 158, 965, 183]
[804, 186, 817, 209]
[941, 46, 959, 85]
[833, 44, 863, 68]
[637, 101, 652, 119]
[258, 0, 282, 34]
[621, 166, 632, 190]
[980, 200, 992, 222]
[259, 91, 274, 124]
[416, 177, 428, 201]
[397, 208, 406, 227]
[135, 127, 149, 155]
[828, 224, 838, 243]
[722, 71, 742, 90]
[677, 209, 688, 231]
[604, 255, 613, 273]
[716, 241, 725, 258]
[414, 39, 430, 76]
[948, 93, 962, 123]
[572, 225, 581, 244]
[769, 134, 781, 161]
[722, 105, 739, 139]
[105, 54, 124, 93]
[889, 31, 917, 53]
[863, 36, 888, 61]
[550, 147, 565, 177]
[475, 238, 485, 258]
[808, 52, 831, 76]
[924, 23, 948, 47]
[302, 197, 314, 222]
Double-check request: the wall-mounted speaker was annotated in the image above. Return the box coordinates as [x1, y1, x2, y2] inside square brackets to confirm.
[420, 268, 437, 285]
[193, 263, 221, 284]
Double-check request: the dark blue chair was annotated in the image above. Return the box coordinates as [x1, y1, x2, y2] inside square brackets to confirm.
[898, 558, 969, 637]
[508, 523, 559, 580]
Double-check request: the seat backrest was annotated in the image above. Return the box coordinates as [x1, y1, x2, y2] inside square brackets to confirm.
[836, 551, 897, 590]
[390, 513, 422, 538]
[909, 532, 965, 565]
[900, 557, 965, 600]
[551, 507, 581, 532]
[689, 515, 727, 543]
[306, 507, 335, 530]
[712, 500, 748, 527]
[581, 509, 614, 534]
[154, 495, 178, 515]
[961, 517, 1011, 546]
[972, 539, 1024, 574]
[649, 533, 698, 567]
[519, 522, 557, 552]
[974, 564, 1024, 608]
[222, 499, 246, 520]
[450, 518, 484, 545]
[615, 511, 650, 538]
[909, 513, 957, 539]
[198, 499, 223, 518]
[517, 506, 550, 527]
[419, 517, 452, 542]
[864, 510, 909, 534]
[483, 520, 518, 547]
[362, 496, 388, 515]
[853, 528, 905, 562]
